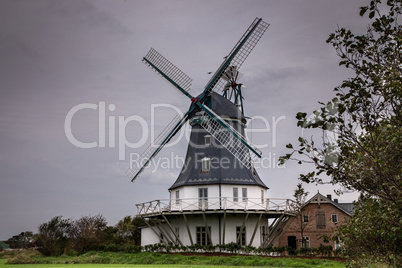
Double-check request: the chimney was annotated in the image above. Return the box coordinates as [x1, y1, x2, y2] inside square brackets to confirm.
[327, 194, 332, 200]
[334, 199, 339, 203]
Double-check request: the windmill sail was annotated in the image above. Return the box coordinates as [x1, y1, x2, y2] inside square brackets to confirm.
[143, 48, 192, 95]
[126, 113, 189, 182]
[204, 18, 269, 94]
[196, 104, 262, 168]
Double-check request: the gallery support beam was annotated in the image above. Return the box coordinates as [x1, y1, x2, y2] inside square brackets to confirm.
[182, 213, 194, 246]
[202, 213, 213, 245]
[248, 213, 263, 247]
[161, 213, 184, 247]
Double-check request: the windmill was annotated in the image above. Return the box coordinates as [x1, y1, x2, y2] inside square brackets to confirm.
[130, 18, 296, 248]
[127, 18, 269, 181]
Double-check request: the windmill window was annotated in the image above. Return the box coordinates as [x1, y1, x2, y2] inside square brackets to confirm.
[175, 190, 180, 205]
[198, 188, 208, 209]
[261, 226, 267, 244]
[204, 135, 212, 146]
[236, 226, 247, 246]
[201, 157, 211, 173]
[331, 214, 338, 223]
[261, 190, 264, 204]
[242, 188, 248, 202]
[233, 187, 238, 202]
[196, 226, 211, 245]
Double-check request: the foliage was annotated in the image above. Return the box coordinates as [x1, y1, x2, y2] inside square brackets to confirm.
[115, 215, 145, 246]
[67, 214, 108, 254]
[0, 249, 346, 267]
[334, 197, 401, 266]
[280, 0, 401, 265]
[35, 216, 71, 256]
[4, 231, 34, 249]
[32, 214, 145, 256]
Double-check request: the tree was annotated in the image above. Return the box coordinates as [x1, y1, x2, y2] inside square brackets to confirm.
[334, 196, 401, 265]
[34, 216, 71, 256]
[5, 231, 34, 249]
[115, 215, 145, 246]
[67, 214, 108, 254]
[280, 0, 401, 265]
[290, 183, 310, 249]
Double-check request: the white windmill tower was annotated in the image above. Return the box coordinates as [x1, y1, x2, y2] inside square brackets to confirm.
[128, 18, 294, 248]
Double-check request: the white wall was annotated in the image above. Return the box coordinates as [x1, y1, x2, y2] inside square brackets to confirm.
[170, 184, 268, 211]
[141, 226, 160, 246]
[141, 213, 269, 247]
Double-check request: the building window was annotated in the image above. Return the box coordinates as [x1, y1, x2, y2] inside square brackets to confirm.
[242, 188, 248, 202]
[302, 237, 310, 248]
[196, 226, 211, 245]
[175, 190, 180, 205]
[316, 212, 326, 229]
[204, 135, 212, 146]
[198, 188, 208, 209]
[331, 214, 338, 223]
[201, 157, 211, 173]
[303, 215, 309, 223]
[233, 187, 238, 202]
[236, 226, 246, 246]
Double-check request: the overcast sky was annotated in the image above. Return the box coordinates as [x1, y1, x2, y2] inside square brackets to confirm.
[0, 0, 370, 240]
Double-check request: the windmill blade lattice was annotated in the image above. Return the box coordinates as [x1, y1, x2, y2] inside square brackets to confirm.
[205, 18, 269, 94]
[126, 113, 189, 182]
[197, 105, 262, 168]
[143, 48, 192, 94]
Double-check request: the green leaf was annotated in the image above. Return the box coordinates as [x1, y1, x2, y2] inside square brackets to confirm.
[360, 6, 368, 16]
[296, 112, 307, 120]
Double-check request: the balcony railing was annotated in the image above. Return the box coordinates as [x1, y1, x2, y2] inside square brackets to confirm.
[136, 197, 295, 216]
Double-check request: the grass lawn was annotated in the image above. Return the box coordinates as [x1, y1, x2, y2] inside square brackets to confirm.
[0, 250, 346, 267]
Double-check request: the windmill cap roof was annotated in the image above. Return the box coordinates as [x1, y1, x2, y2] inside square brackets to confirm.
[194, 92, 246, 122]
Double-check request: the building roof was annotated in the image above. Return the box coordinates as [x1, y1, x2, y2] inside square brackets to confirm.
[304, 192, 354, 216]
[169, 92, 267, 190]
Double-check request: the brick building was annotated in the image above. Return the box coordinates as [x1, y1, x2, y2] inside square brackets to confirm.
[274, 193, 354, 250]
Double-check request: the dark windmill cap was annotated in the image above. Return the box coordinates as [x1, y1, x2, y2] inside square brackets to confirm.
[169, 92, 267, 190]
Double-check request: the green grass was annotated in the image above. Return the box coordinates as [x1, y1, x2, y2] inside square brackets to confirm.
[0, 250, 345, 267]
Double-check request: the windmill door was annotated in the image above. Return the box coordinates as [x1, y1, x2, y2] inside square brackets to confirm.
[198, 188, 208, 209]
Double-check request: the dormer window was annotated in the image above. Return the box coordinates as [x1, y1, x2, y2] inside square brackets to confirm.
[201, 157, 211, 173]
[204, 135, 212, 146]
